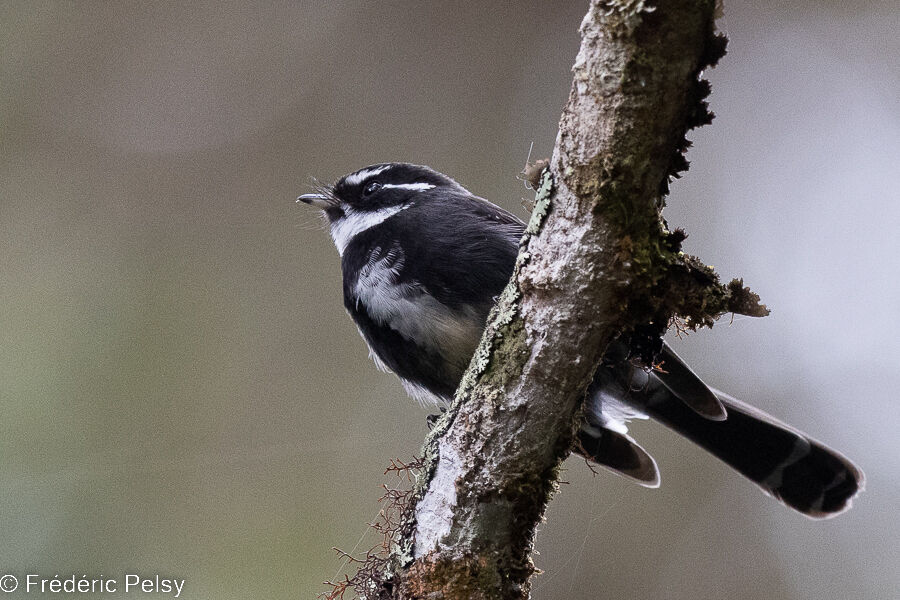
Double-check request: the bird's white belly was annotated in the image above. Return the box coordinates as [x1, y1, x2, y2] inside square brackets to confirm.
[352, 247, 484, 370]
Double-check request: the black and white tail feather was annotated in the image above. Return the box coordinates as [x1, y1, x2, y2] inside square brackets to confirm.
[298, 162, 864, 520]
[579, 343, 864, 518]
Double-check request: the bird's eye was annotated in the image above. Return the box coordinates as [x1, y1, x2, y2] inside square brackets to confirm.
[363, 181, 382, 196]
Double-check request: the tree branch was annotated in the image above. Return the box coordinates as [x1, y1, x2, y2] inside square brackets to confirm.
[333, 1, 764, 598]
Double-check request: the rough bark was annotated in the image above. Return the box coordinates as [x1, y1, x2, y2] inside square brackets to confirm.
[347, 1, 762, 598]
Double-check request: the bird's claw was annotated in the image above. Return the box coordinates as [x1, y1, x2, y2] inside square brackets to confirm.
[426, 407, 448, 430]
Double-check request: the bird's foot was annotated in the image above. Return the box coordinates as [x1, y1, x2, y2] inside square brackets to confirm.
[426, 407, 448, 430]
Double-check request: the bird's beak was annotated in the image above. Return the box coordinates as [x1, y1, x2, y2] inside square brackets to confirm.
[296, 193, 337, 210]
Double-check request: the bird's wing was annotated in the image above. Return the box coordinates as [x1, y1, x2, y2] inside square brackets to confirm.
[390, 191, 525, 311]
[654, 343, 727, 420]
[576, 423, 660, 487]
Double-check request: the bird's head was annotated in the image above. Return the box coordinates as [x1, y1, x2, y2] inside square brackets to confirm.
[298, 163, 463, 219]
[297, 163, 465, 255]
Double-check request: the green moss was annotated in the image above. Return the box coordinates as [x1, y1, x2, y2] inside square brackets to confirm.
[479, 317, 528, 402]
[524, 169, 554, 236]
[557, 4, 765, 364]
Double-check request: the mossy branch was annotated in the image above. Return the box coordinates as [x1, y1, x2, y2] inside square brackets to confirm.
[332, 1, 766, 598]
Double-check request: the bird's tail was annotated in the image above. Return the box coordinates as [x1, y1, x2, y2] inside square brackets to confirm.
[643, 387, 864, 518]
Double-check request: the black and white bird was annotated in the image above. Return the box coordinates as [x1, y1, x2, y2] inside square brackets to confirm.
[298, 162, 863, 518]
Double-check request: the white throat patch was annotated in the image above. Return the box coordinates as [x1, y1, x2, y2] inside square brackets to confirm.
[330, 204, 408, 256]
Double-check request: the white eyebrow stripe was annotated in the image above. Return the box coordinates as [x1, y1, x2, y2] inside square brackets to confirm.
[344, 165, 391, 186]
[380, 183, 436, 191]
[330, 204, 409, 256]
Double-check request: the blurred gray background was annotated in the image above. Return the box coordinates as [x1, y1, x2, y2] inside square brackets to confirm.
[1, 1, 898, 598]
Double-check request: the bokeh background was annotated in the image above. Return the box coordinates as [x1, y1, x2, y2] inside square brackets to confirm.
[2, 1, 898, 598]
